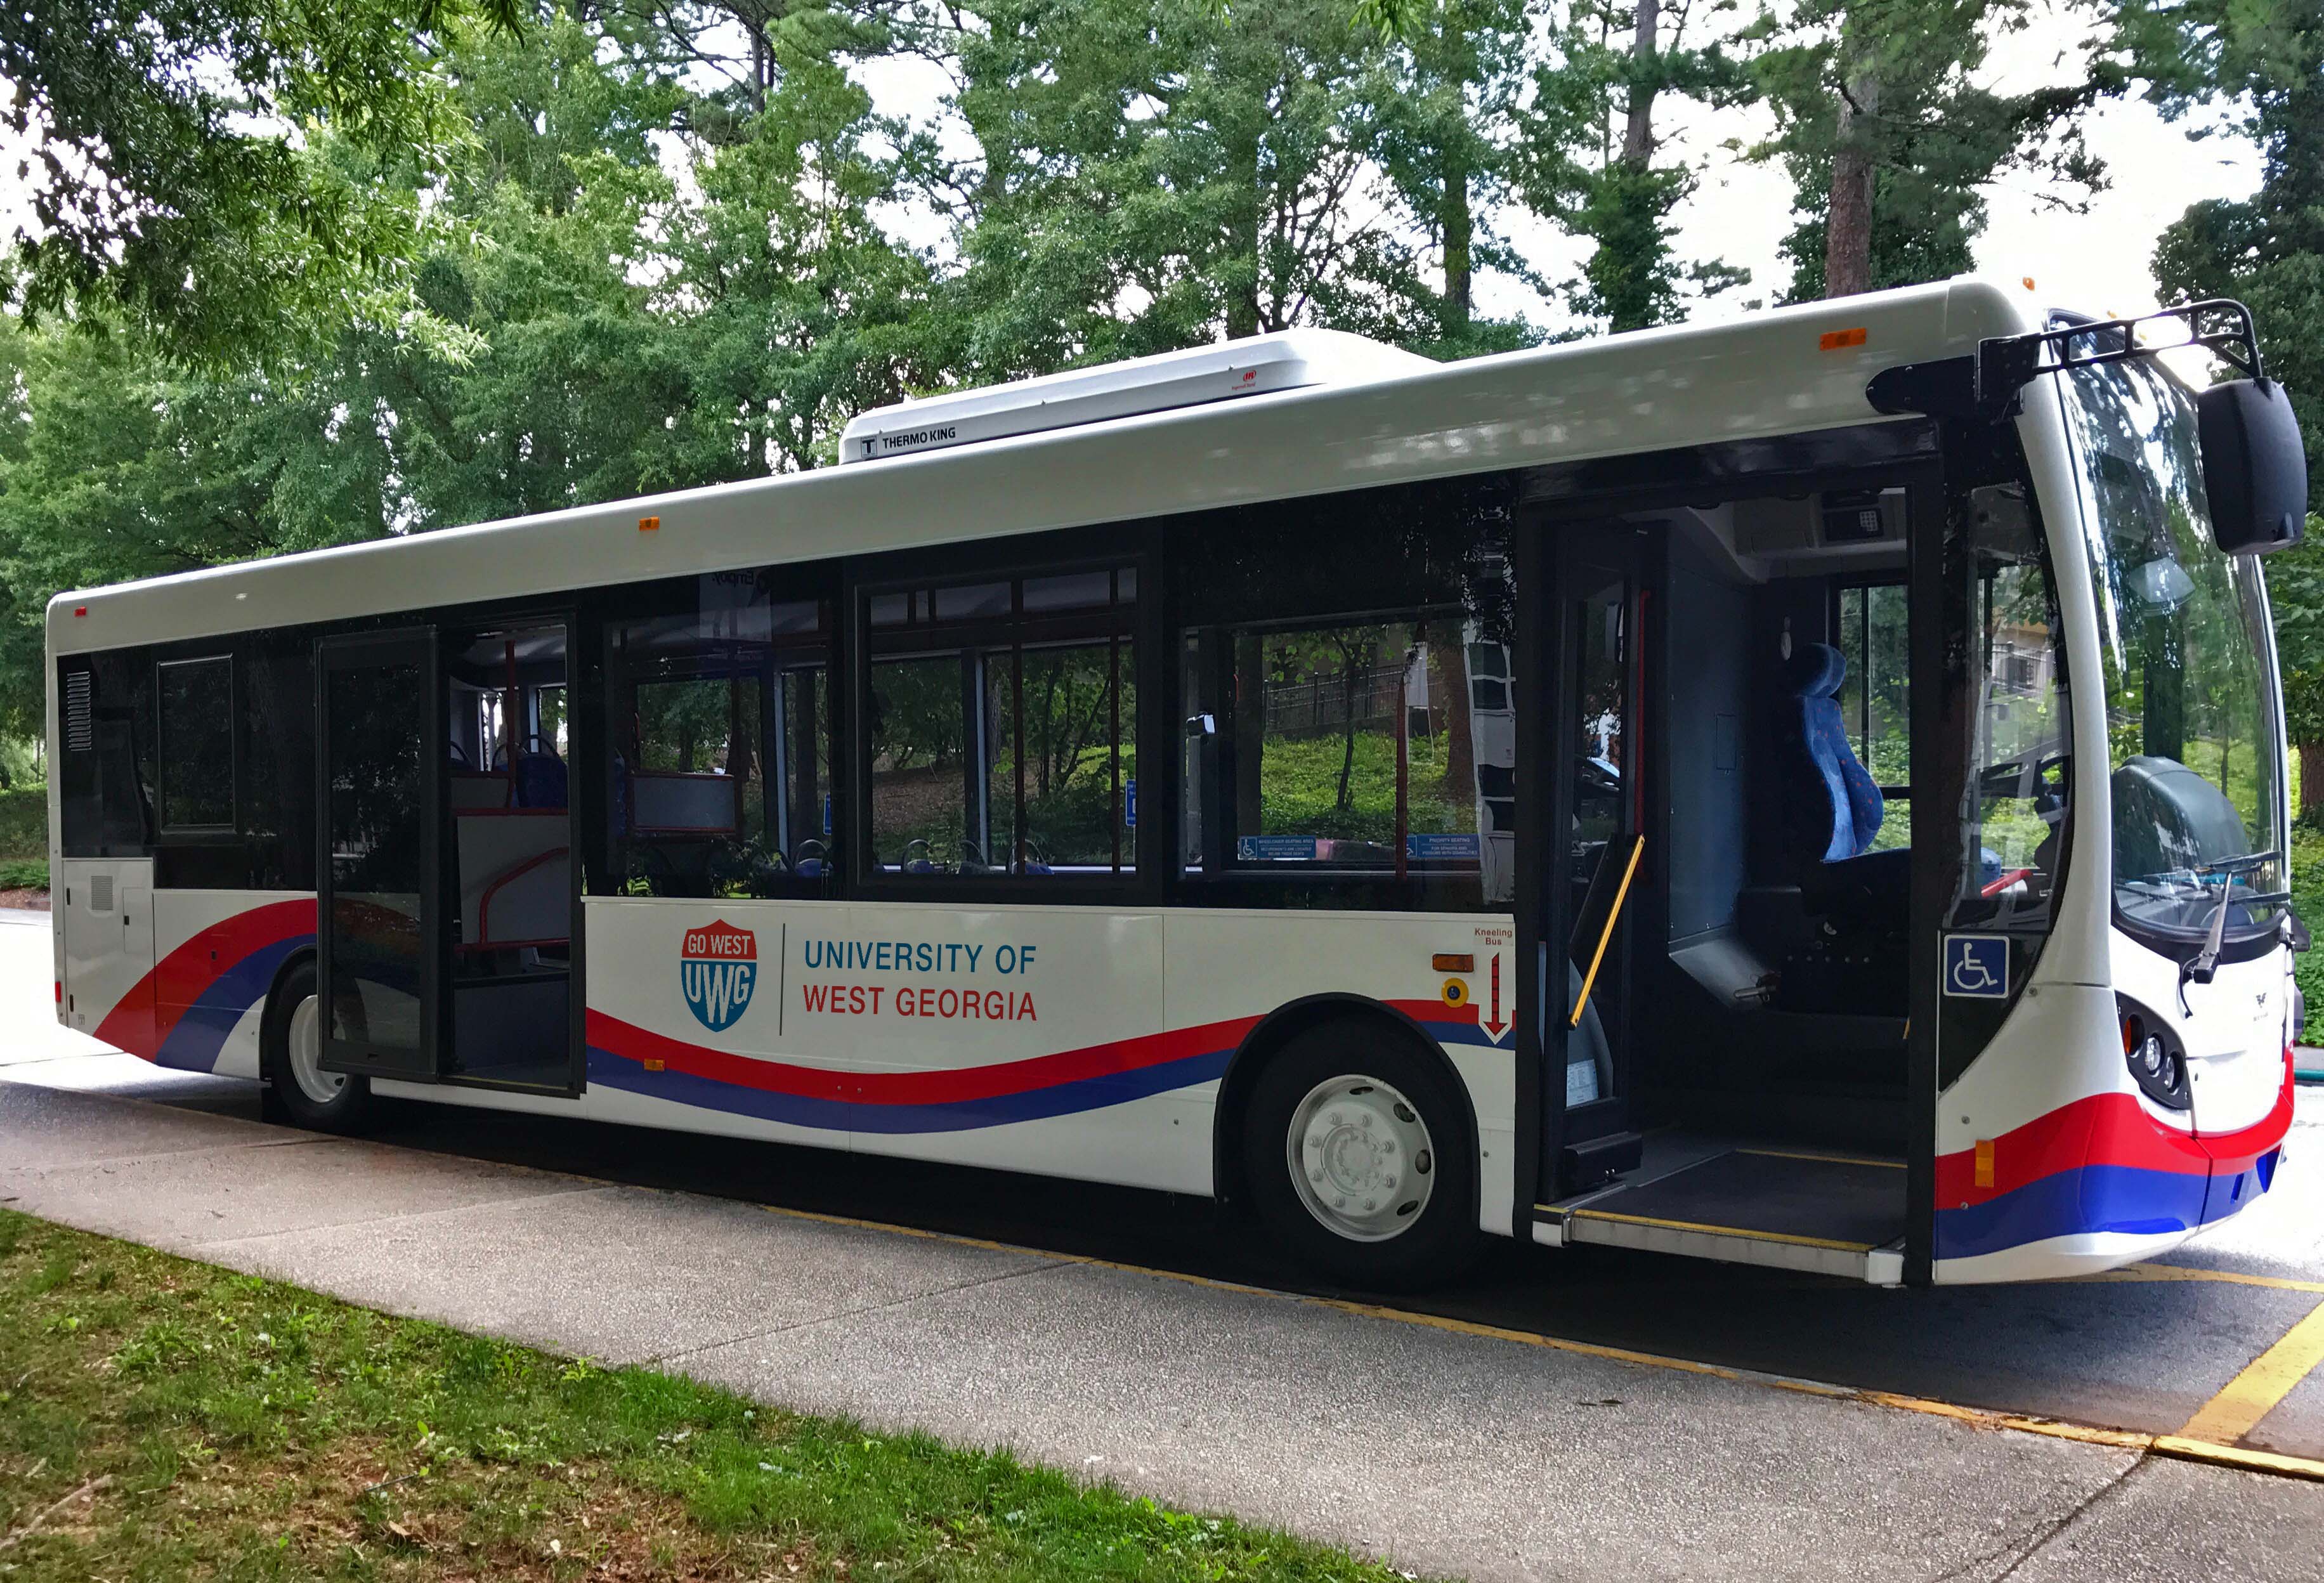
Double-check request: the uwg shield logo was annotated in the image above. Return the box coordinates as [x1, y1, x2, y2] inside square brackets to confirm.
[680, 921, 757, 1032]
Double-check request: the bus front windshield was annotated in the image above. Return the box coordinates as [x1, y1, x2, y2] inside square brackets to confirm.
[2060, 351, 2287, 948]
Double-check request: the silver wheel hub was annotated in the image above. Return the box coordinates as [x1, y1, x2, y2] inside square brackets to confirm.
[284, 994, 343, 1106]
[1286, 1074, 1435, 1243]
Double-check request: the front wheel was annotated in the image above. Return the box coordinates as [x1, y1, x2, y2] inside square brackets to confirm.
[261, 959, 374, 1133]
[1239, 1019, 1482, 1291]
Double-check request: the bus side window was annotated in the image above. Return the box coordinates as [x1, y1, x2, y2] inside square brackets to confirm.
[155, 656, 235, 833]
[58, 651, 155, 859]
[1181, 616, 1494, 890]
[600, 574, 832, 899]
[865, 567, 1135, 880]
[243, 644, 317, 891]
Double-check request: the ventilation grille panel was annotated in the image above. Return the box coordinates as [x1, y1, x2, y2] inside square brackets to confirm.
[63, 670, 93, 752]
[91, 874, 114, 913]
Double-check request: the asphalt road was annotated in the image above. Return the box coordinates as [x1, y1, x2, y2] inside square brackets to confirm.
[5, 908, 2323, 1580]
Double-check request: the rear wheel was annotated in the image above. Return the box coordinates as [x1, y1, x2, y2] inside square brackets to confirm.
[1239, 1019, 1481, 1290]
[262, 959, 374, 1133]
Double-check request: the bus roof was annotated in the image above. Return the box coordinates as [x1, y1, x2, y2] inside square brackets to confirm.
[48, 275, 2045, 656]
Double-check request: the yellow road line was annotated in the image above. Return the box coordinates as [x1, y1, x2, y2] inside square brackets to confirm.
[2178, 1299, 2324, 1446]
[2077, 1262, 2324, 1296]
[752, 1200, 2324, 1482]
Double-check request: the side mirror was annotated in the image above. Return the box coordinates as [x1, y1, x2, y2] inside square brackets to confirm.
[1184, 712, 1216, 739]
[2198, 377, 2307, 554]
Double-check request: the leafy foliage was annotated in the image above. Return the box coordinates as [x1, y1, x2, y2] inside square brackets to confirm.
[1747, 0, 2108, 301]
[0, 0, 526, 360]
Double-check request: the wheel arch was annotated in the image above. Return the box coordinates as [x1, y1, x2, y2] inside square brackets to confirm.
[256, 943, 317, 1079]
[1209, 993, 1481, 1220]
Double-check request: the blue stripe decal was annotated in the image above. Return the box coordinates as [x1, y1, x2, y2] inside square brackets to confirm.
[153, 934, 311, 1074]
[587, 1045, 1233, 1134]
[1936, 1162, 2231, 1261]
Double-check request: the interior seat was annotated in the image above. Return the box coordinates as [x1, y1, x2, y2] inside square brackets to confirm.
[1775, 643, 1908, 1013]
[514, 750, 568, 810]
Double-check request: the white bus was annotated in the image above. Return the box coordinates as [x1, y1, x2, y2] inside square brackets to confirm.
[48, 277, 2307, 1288]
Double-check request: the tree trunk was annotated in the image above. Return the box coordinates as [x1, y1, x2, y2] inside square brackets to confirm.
[1442, 141, 1472, 341]
[2301, 740, 2324, 825]
[1336, 663, 1361, 813]
[1226, 116, 1263, 339]
[1439, 13, 1479, 341]
[1824, 67, 1880, 298]
[1622, 0, 1660, 169]
[1433, 637, 1474, 805]
[1234, 631, 1266, 839]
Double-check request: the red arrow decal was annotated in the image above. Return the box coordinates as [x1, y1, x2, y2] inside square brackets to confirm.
[1482, 951, 1508, 1038]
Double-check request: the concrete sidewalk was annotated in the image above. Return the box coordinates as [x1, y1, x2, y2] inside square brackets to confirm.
[4, 1075, 2319, 1582]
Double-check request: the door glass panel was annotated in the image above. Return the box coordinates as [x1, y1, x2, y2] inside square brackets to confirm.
[1835, 582, 1912, 852]
[1564, 566, 1631, 1114]
[446, 625, 572, 1089]
[325, 654, 428, 1060]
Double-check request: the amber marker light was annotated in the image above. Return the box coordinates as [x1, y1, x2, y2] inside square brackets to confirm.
[1818, 327, 1867, 351]
[639, 514, 661, 532]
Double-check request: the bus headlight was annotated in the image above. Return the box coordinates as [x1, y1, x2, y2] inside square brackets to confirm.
[2118, 997, 2190, 1112]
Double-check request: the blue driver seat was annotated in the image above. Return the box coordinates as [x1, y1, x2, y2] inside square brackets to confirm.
[1789, 642, 1884, 863]
[1775, 643, 1908, 1013]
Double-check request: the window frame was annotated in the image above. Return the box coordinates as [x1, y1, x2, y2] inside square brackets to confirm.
[594, 568, 839, 901]
[1828, 575, 1913, 800]
[847, 533, 1153, 904]
[1180, 603, 1492, 895]
[154, 653, 239, 837]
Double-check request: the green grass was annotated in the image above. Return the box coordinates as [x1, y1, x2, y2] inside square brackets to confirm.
[0, 856, 48, 891]
[1255, 727, 1473, 847]
[0, 1211, 1416, 1582]
[0, 786, 44, 861]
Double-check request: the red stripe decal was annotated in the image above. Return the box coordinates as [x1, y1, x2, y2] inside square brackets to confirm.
[585, 1008, 1261, 1105]
[1935, 1054, 2295, 1207]
[96, 898, 316, 1060]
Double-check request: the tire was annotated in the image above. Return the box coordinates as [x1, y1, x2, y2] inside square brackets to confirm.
[1238, 1017, 1482, 1291]
[261, 958, 374, 1133]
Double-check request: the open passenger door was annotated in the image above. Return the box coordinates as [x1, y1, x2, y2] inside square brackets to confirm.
[317, 630, 443, 1081]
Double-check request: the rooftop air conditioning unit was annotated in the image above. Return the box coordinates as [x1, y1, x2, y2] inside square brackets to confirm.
[837, 330, 1433, 466]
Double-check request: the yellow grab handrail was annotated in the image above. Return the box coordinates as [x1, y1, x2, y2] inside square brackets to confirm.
[1570, 834, 1644, 1029]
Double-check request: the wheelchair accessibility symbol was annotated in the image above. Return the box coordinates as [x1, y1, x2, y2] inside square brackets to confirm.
[1943, 934, 2010, 999]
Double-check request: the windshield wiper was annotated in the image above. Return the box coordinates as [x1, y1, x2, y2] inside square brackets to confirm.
[2182, 870, 2294, 1010]
[2192, 849, 2282, 876]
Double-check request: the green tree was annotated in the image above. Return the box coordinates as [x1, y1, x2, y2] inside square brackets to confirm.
[1748, 0, 2106, 299]
[0, 316, 391, 733]
[662, 23, 945, 474]
[2, 0, 523, 359]
[2116, 0, 2324, 816]
[1525, 0, 1756, 330]
[932, 0, 1423, 374]
[1367, 0, 1545, 353]
[388, 10, 700, 523]
[2130, 0, 2324, 477]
